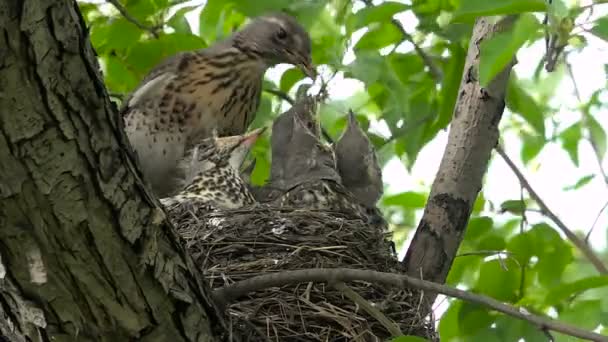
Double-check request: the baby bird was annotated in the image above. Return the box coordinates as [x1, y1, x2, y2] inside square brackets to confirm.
[334, 111, 383, 208]
[160, 128, 265, 210]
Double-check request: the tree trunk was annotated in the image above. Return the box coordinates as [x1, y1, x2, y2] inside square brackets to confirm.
[403, 16, 517, 311]
[0, 1, 223, 340]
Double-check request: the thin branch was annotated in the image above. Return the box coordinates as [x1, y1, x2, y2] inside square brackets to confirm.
[360, 0, 442, 81]
[495, 145, 608, 274]
[213, 268, 608, 342]
[585, 200, 608, 242]
[106, 0, 162, 38]
[333, 281, 403, 337]
[263, 88, 294, 105]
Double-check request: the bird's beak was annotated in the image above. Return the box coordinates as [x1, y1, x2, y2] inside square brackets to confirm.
[297, 59, 317, 80]
[240, 126, 267, 148]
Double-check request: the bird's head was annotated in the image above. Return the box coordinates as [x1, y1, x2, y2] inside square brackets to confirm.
[216, 127, 267, 171]
[235, 13, 316, 79]
[334, 111, 383, 206]
[178, 128, 266, 186]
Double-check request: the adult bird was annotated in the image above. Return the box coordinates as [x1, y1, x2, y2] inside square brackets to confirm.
[160, 127, 266, 210]
[122, 13, 315, 197]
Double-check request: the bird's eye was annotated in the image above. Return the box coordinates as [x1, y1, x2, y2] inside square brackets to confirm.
[276, 28, 287, 40]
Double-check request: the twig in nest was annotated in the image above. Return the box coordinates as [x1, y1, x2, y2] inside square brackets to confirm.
[333, 281, 403, 337]
[213, 268, 608, 342]
[495, 145, 608, 275]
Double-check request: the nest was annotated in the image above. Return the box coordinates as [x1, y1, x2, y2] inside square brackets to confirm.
[168, 202, 438, 341]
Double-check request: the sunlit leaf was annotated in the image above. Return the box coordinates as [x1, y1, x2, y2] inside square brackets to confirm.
[545, 276, 608, 306]
[382, 192, 427, 208]
[474, 260, 520, 302]
[279, 68, 304, 93]
[587, 114, 607, 161]
[559, 300, 602, 331]
[560, 123, 582, 166]
[355, 23, 403, 51]
[350, 2, 410, 30]
[167, 6, 197, 34]
[507, 77, 546, 136]
[499, 200, 526, 214]
[591, 17, 608, 42]
[479, 14, 541, 86]
[563, 174, 595, 191]
[520, 132, 545, 164]
[435, 43, 466, 130]
[453, 0, 546, 22]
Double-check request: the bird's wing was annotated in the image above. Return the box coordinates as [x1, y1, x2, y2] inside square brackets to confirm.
[120, 51, 197, 114]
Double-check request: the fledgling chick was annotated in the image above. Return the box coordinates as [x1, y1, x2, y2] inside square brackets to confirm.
[160, 128, 265, 210]
[274, 115, 372, 218]
[334, 111, 383, 208]
[268, 94, 320, 189]
[122, 13, 315, 197]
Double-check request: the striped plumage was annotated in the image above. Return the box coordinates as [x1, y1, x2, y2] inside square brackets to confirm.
[160, 128, 265, 210]
[122, 13, 314, 197]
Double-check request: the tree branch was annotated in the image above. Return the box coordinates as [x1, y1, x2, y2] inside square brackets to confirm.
[213, 268, 608, 342]
[0, 1, 223, 339]
[360, 0, 442, 81]
[495, 145, 608, 274]
[402, 16, 518, 309]
[106, 0, 162, 38]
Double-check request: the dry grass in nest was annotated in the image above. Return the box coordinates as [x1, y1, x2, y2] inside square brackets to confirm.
[167, 202, 438, 341]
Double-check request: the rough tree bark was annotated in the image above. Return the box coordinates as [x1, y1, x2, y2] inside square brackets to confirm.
[403, 16, 517, 308]
[0, 1, 223, 340]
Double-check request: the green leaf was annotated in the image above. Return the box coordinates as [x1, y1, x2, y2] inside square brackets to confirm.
[390, 336, 428, 342]
[453, 0, 546, 22]
[499, 200, 526, 214]
[494, 316, 548, 341]
[528, 223, 573, 287]
[587, 114, 607, 161]
[591, 17, 608, 42]
[229, 0, 291, 17]
[464, 217, 493, 241]
[351, 2, 410, 30]
[279, 68, 304, 93]
[545, 276, 608, 306]
[382, 192, 427, 208]
[507, 77, 546, 135]
[559, 300, 602, 331]
[560, 123, 582, 166]
[458, 302, 495, 335]
[479, 14, 541, 86]
[346, 51, 385, 84]
[167, 6, 197, 34]
[102, 55, 139, 94]
[355, 23, 403, 51]
[439, 300, 462, 340]
[435, 43, 466, 131]
[520, 132, 545, 164]
[563, 174, 595, 191]
[474, 260, 520, 301]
